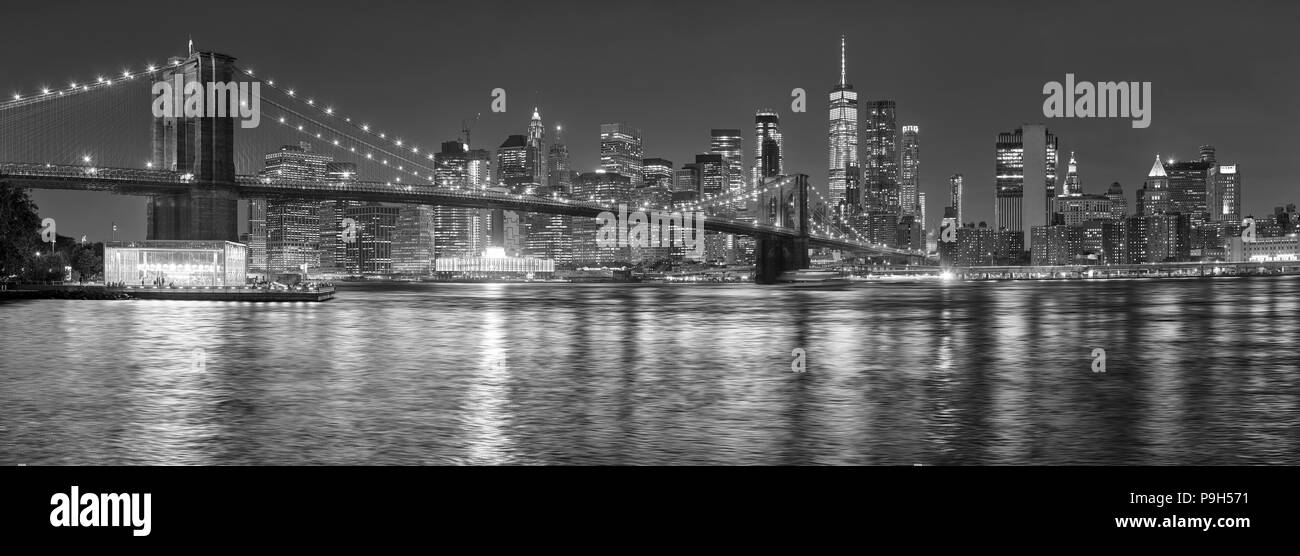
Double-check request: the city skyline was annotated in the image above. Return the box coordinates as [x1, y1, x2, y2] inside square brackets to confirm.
[5, 0, 1298, 244]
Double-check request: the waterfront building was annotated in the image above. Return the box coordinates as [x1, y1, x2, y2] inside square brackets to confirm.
[104, 240, 247, 286]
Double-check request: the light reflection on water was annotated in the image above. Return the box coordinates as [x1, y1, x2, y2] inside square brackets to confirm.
[1, 276, 1297, 465]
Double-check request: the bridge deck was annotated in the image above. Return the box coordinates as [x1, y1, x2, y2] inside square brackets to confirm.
[1, 162, 925, 258]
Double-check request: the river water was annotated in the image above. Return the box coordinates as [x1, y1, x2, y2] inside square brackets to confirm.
[2, 277, 1297, 465]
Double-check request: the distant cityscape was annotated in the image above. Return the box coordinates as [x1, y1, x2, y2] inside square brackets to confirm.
[218, 35, 1296, 282]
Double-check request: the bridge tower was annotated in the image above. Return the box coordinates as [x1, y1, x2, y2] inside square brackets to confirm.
[147, 51, 240, 242]
[754, 173, 810, 283]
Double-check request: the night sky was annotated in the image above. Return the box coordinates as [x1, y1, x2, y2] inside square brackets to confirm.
[3, 0, 1297, 242]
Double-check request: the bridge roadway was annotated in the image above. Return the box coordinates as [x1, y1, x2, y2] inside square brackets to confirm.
[1, 163, 925, 258]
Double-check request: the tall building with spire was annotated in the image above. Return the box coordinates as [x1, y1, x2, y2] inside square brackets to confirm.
[754, 109, 783, 185]
[900, 124, 920, 216]
[828, 35, 859, 209]
[527, 107, 546, 186]
[1062, 151, 1082, 197]
[1138, 155, 1169, 216]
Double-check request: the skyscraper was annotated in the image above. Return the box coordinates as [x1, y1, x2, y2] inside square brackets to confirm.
[547, 124, 572, 195]
[262, 142, 331, 273]
[899, 124, 920, 216]
[527, 107, 547, 188]
[828, 35, 859, 208]
[709, 129, 744, 212]
[1165, 158, 1211, 219]
[600, 123, 644, 182]
[496, 134, 536, 193]
[392, 204, 435, 276]
[571, 171, 633, 265]
[1106, 182, 1127, 221]
[466, 148, 493, 255]
[754, 109, 783, 185]
[1165, 157, 1213, 253]
[319, 161, 359, 274]
[995, 125, 1059, 249]
[344, 204, 398, 276]
[1062, 152, 1082, 197]
[862, 100, 900, 214]
[690, 154, 728, 207]
[433, 141, 478, 260]
[1138, 155, 1170, 216]
[641, 157, 674, 208]
[949, 174, 964, 225]
[247, 198, 267, 273]
[1211, 164, 1242, 222]
[917, 191, 927, 239]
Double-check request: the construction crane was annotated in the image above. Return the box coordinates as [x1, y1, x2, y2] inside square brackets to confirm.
[461, 113, 481, 149]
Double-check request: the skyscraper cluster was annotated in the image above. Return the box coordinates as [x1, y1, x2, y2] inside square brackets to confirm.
[827, 37, 924, 250]
[248, 142, 435, 277]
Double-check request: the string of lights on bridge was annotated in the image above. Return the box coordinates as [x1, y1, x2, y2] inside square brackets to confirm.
[1, 53, 915, 255]
[0, 58, 179, 110]
[0, 54, 440, 183]
[231, 64, 439, 183]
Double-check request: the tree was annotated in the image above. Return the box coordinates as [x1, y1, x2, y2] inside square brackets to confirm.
[68, 241, 104, 282]
[0, 182, 44, 281]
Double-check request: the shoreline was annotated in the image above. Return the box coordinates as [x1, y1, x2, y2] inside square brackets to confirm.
[0, 285, 335, 302]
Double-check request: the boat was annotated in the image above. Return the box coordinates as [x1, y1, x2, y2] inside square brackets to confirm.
[774, 270, 853, 287]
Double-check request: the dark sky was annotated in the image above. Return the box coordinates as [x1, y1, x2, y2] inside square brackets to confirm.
[4, 0, 1298, 241]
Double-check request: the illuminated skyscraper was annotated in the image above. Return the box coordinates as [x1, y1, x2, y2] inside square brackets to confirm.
[547, 124, 572, 195]
[392, 204, 435, 276]
[319, 161, 359, 274]
[641, 157, 674, 208]
[753, 109, 783, 185]
[1062, 151, 1082, 197]
[710, 129, 745, 213]
[1211, 164, 1242, 222]
[995, 125, 1059, 250]
[863, 101, 898, 213]
[1165, 158, 1211, 220]
[828, 35, 859, 207]
[693, 153, 728, 209]
[496, 134, 536, 193]
[899, 124, 920, 216]
[571, 171, 633, 264]
[344, 204, 398, 276]
[600, 123, 644, 182]
[247, 198, 266, 273]
[1138, 155, 1170, 216]
[527, 107, 547, 189]
[1165, 157, 1213, 253]
[917, 191, 927, 237]
[949, 174, 964, 225]
[1106, 182, 1127, 221]
[433, 141, 477, 259]
[466, 148, 493, 255]
[262, 142, 331, 273]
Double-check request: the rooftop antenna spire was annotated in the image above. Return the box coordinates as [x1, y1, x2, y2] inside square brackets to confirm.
[840, 35, 846, 86]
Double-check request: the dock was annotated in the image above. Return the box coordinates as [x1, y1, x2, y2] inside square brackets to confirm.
[0, 284, 336, 302]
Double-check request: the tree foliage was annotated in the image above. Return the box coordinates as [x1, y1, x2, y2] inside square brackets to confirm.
[0, 183, 44, 280]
